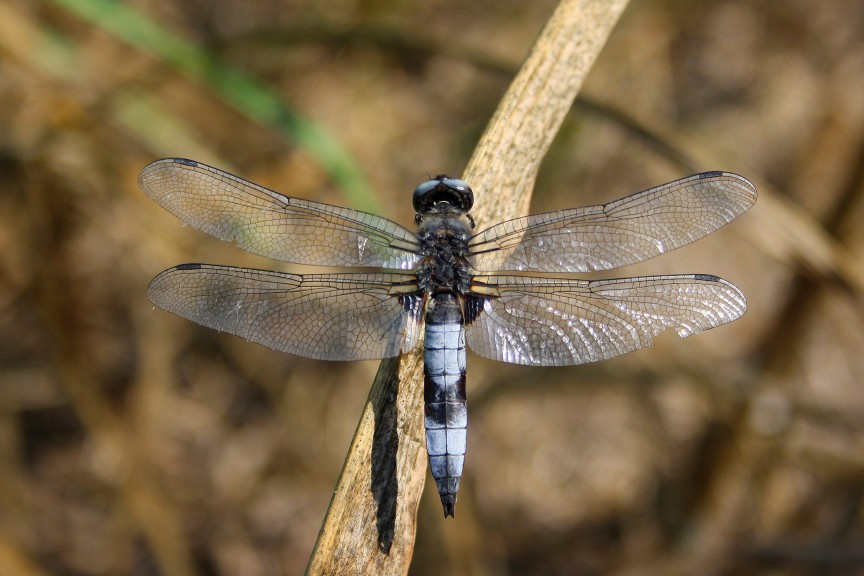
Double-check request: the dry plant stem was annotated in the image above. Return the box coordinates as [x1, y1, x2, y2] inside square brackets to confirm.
[464, 0, 630, 226]
[305, 1, 630, 574]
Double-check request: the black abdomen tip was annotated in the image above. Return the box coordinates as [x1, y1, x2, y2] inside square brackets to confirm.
[441, 495, 456, 518]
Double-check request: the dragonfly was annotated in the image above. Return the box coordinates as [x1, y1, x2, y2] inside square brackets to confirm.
[140, 158, 756, 517]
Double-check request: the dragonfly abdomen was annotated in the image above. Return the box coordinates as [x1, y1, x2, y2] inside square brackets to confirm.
[423, 293, 467, 517]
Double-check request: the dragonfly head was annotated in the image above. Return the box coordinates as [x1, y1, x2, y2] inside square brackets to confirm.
[413, 175, 474, 215]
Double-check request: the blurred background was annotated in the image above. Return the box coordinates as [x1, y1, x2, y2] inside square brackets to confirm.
[2, 0, 864, 574]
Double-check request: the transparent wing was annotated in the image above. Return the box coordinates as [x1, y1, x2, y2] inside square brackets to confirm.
[465, 274, 746, 366]
[139, 158, 422, 270]
[468, 172, 756, 272]
[148, 264, 424, 361]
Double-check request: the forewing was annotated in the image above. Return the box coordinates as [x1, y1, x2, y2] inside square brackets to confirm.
[465, 274, 746, 366]
[139, 158, 422, 269]
[148, 264, 423, 361]
[468, 172, 756, 272]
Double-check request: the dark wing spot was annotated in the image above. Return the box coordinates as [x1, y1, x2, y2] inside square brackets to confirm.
[176, 263, 203, 271]
[693, 273, 720, 282]
[698, 171, 723, 179]
[175, 158, 199, 167]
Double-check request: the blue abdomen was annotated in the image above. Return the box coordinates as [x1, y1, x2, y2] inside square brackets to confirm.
[423, 293, 467, 517]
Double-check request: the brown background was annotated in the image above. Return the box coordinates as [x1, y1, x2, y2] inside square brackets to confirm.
[2, 0, 864, 574]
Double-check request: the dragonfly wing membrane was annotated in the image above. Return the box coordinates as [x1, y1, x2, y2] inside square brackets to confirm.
[148, 264, 423, 361]
[465, 274, 747, 366]
[468, 172, 756, 272]
[139, 158, 422, 269]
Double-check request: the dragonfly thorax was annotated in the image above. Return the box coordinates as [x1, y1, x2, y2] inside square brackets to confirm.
[416, 213, 472, 295]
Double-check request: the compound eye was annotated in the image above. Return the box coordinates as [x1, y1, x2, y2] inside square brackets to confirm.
[413, 179, 441, 212]
[414, 179, 440, 196]
[442, 178, 473, 211]
[441, 178, 471, 194]
[412, 175, 474, 213]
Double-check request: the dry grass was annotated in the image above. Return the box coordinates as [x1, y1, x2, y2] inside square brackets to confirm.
[1, 0, 864, 574]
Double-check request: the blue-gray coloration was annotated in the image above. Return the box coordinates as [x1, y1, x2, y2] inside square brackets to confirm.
[423, 294, 468, 516]
[139, 158, 757, 517]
